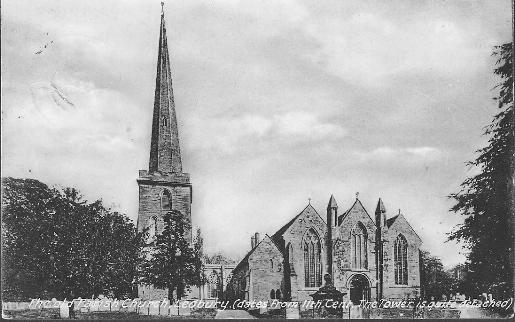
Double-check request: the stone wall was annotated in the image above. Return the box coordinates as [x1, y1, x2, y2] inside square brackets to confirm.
[137, 171, 192, 300]
[279, 205, 327, 303]
[382, 214, 422, 299]
[248, 237, 284, 302]
[332, 200, 377, 300]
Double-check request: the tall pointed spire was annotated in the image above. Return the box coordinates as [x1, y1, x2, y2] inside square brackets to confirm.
[149, 4, 182, 173]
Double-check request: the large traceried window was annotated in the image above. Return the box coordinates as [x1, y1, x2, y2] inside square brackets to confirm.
[161, 190, 172, 211]
[394, 234, 408, 285]
[303, 229, 322, 287]
[351, 222, 368, 269]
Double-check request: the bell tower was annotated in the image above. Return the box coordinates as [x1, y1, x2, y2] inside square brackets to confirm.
[137, 4, 192, 260]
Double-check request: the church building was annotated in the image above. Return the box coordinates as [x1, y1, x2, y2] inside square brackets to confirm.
[136, 7, 193, 300]
[136, 6, 422, 305]
[226, 196, 422, 304]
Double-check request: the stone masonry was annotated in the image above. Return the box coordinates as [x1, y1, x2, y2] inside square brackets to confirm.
[227, 196, 422, 309]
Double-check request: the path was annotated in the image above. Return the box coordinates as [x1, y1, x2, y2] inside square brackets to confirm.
[214, 309, 256, 319]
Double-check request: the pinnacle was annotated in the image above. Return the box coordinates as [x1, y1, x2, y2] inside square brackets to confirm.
[375, 198, 386, 214]
[328, 194, 338, 209]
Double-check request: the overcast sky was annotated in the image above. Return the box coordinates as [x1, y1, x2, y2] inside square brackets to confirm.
[2, 0, 512, 267]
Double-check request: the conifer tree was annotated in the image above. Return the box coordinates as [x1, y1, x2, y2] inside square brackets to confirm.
[449, 42, 513, 298]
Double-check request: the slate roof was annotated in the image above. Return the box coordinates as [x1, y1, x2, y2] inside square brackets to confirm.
[271, 204, 316, 242]
[233, 234, 282, 271]
[386, 215, 399, 228]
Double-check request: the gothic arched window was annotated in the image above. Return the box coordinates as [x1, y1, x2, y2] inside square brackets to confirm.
[303, 228, 322, 287]
[287, 243, 294, 273]
[287, 243, 294, 264]
[161, 190, 171, 211]
[351, 222, 368, 269]
[394, 234, 408, 285]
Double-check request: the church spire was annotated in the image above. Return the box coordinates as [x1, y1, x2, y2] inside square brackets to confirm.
[149, 4, 182, 173]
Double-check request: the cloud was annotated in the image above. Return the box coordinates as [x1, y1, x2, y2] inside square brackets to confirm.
[1, 0, 512, 267]
[355, 146, 444, 162]
[188, 112, 345, 154]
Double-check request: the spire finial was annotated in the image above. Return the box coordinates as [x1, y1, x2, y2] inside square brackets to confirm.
[356, 192, 359, 199]
[161, 2, 164, 14]
[398, 209, 401, 215]
[308, 197, 311, 205]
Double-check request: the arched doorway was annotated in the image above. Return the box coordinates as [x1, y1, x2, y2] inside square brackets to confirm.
[349, 274, 370, 305]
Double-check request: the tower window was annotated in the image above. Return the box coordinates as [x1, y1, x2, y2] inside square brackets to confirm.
[161, 190, 171, 210]
[394, 234, 408, 285]
[162, 116, 168, 126]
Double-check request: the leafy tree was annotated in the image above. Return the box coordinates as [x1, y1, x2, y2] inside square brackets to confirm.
[448, 42, 513, 299]
[1, 177, 144, 300]
[420, 250, 458, 300]
[138, 210, 199, 302]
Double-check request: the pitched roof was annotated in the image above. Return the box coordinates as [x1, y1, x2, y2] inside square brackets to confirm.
[386, 215, 399, 228]
[271, 204, 317, 241]
[387, 214, 422, 242]
[337, 198, 373, 225]
[234, 234, 282, 271]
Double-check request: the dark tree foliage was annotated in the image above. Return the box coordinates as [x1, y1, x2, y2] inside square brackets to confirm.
[420, 250, 458, 300]
[1, 177, 144, 301]
[448, 42, 514, 298]
[138, 211, 201, 302]
[192, 228, 206, 287]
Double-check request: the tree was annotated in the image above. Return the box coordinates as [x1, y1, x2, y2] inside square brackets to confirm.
[192, 228, 206, 287]
[420, 250, 458, 300]
[203, 253, 236, 265]
[1, 177, 144, 300]
[448, 42, 513, 299]
[138, 210, 199, 302]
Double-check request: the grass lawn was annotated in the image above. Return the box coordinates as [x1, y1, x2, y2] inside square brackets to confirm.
[2, 308, 217, 319]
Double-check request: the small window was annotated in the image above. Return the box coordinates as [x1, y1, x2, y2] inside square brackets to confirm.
[270, 289, 275, 299]
[276, 289, 282, 300]
[270, 259, 274, 270]
[162, 116, 168, 126]
[161, 190, 171, 210]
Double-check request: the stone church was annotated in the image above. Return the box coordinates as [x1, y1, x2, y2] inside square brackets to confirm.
[226, 196, 422, 304]
[136, 7, 193, 300]
[136, 6, 422, 304]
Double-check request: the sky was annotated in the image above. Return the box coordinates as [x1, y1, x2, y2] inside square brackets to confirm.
[1, 0, 512, 267]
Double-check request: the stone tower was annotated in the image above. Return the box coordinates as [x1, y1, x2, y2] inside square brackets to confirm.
[137, 7, 192, 251]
